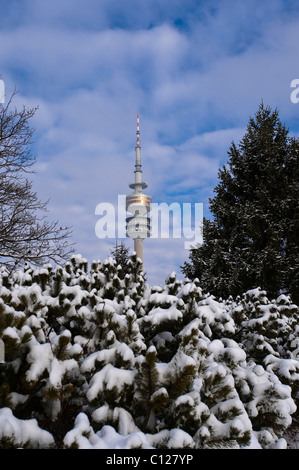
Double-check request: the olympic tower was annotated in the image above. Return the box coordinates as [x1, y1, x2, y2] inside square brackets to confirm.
[126, 114, 151, 269]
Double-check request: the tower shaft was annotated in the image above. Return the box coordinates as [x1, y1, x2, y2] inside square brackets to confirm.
[134, 238, 143, 266]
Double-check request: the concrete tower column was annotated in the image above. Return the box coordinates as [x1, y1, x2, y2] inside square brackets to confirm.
[134, 238, 143, 268]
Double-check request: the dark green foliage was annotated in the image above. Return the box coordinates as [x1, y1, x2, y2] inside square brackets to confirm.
[134, 346, 161, 431]
[182, 103, 299, 303]
[110, 241, 130, 278]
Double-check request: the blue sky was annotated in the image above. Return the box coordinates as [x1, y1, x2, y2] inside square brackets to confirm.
[1, 0, 299, 285]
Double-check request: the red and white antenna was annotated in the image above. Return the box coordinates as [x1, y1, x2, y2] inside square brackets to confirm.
[136, 113, 140, 148]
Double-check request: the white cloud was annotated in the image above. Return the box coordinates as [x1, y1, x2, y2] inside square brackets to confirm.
[1, 0, 299, 285]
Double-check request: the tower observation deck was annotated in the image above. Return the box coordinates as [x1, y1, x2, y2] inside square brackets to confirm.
[126, 114, 151, 269]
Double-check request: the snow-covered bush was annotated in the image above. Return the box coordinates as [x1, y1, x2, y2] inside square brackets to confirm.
[0, 255, 297, 449]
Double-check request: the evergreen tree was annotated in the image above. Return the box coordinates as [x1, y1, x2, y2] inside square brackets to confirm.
[110, 241, 130, 276]
[182, 103, 299, 303]
[0, 255, 297, 449]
